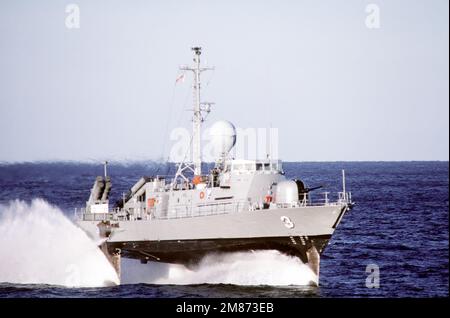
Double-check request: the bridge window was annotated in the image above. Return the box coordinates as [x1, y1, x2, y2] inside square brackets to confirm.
[233, 164, 243, 171]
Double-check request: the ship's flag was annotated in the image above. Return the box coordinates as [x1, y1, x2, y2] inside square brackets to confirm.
[175, 73, 185, 84]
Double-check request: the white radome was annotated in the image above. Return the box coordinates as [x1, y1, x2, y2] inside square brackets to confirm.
[209, 120, 237, 157]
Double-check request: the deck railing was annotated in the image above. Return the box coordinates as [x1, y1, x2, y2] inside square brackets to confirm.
[75, 191, 352, 222]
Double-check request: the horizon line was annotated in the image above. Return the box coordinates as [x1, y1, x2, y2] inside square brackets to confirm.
[0, 159, 449, 166]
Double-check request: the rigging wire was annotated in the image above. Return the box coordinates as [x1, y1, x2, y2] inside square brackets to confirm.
[155, 74, 193, 176]
[175, 77, 193, 129]
[157, 67, 213, 177]
[154, 75, 179, 176]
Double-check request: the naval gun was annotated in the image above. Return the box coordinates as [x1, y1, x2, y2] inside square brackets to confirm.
[294, 179, 323, 202]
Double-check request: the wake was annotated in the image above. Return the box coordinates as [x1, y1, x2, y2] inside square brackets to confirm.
[122, 250, 318, 286]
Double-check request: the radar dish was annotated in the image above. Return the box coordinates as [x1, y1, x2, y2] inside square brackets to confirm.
[209, 120, 236, 158]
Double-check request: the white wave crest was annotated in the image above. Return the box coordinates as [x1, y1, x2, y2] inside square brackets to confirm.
[122, 250, 317, 286]
[0, 199, 119, 287]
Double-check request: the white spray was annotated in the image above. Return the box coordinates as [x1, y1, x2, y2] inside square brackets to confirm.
[0, 199, 119, 287]
[122, 250, 318, 286]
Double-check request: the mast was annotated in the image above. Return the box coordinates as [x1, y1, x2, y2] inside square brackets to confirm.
[192, 48, 202, 176]
[179, 47, 214, 176]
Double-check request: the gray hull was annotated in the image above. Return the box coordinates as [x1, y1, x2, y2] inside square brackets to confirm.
[105, 235, 332, 268]
[76, 204, 348, 278]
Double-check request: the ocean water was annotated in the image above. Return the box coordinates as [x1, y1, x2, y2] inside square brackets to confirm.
[0, 161, 447, 298]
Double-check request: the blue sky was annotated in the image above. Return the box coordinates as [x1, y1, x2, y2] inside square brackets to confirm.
[0, 0, 448, 162]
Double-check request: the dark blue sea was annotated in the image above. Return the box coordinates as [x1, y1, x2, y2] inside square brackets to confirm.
[0, 161, 448, 298]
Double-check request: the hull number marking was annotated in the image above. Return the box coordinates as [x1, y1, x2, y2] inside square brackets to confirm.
[280, 216, 295, 229]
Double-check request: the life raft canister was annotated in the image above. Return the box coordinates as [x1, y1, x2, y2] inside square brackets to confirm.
[264, 195, 273, 203]
[199, 191, 205, 199]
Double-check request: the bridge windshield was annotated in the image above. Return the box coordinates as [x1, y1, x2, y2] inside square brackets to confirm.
[228, 160, 283, 174]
